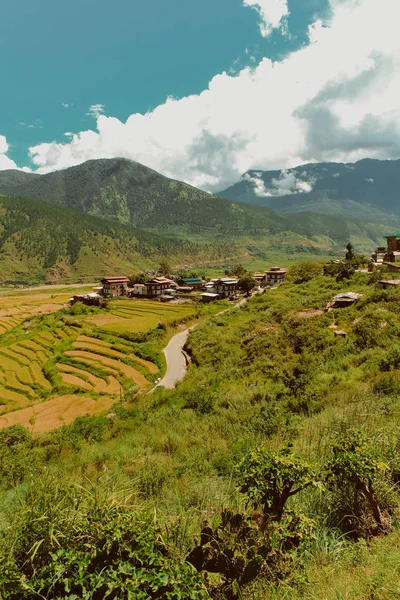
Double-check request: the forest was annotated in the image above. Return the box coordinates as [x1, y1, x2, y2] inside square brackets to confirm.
[1, 264, 400, 598]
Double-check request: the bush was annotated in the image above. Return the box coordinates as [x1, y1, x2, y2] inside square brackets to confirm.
[0, 479, 209, 599]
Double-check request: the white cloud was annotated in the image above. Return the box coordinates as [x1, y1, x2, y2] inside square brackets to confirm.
[0, 135, 18, 170]
[62, 103, 70, 108]
[26, 0, 400, 191]
[366, 177, 374, 183]
[332, 172, 341, 177]
[245, 170, 316, 197]
[86, 104, 105, 118]
[242, 0, 289, 37]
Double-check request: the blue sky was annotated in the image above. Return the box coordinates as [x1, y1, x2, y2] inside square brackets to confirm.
[1, 0, 328, 167]
[1, 0, 399, 192]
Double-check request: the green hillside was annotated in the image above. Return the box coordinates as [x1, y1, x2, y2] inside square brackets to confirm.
[0, 159, 393, 278]
[0, 196, 237, 284]
[0, 159, 289, 236]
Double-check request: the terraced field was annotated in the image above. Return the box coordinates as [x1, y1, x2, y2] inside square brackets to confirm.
[86, 300, 195, 333]
[0, 292, 194, 432]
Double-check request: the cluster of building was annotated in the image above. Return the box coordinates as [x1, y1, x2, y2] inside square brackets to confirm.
[372, 234, 400, 265]
[70, 266, 287, 306]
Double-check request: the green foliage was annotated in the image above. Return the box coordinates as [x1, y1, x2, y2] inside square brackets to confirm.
[236, 445, 316, 520]
[325, 430, 391, 531]
[0, 479, 209, 599]
[287, 261, 323, 284]
[237, 275, 255, 294]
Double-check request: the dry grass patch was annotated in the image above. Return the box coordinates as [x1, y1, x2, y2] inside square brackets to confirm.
[0, 394, 117, 433]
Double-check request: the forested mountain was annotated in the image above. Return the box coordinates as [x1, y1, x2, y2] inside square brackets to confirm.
[0, 159, 289, 237]
[219, 158, 400, 223]
[0, 159, 393, 263]
[0, 196, 236, 284]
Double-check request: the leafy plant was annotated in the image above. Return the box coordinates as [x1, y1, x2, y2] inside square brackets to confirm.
[325, 430, 390, 531]
[236, 444, 317, 521]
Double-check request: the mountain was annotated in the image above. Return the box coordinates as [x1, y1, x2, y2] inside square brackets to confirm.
[0, 159, 290, 238]
[0, 196, 237, 284]
[0, 159, 393, 279]
[218, 158, 400, 223]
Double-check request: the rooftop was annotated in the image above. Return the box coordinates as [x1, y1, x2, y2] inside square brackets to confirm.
[101, 276, 129, 283]
[180, 277, 204, 285]
[147, 277, 173, 284]
[385, 234, 400, 238]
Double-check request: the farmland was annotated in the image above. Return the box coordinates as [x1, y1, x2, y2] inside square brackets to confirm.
[0, 289, 198, 432]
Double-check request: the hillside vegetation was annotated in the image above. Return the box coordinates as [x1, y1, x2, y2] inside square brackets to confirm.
[219, 158, 400, 223]
[0, 159, 289, 236]
[0, 160, 394, 283]
[1, 267, 400, 598]
[0, 195, 237, 284]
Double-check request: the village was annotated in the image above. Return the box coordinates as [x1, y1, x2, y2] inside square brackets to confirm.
[69, 232, 400, 309]
[69, 266, 288, 306]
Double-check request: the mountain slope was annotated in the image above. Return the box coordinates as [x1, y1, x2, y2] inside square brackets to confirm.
[0, 159, 392, 270]
[219, 158, 400, 223]
[0, 159, 289, 237]
[0, 196, 237, 284]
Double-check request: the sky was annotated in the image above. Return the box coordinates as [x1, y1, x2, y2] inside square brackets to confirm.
[1, 0, 400, 192]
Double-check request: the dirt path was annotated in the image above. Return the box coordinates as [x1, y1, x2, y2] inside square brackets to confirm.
[156, 294, 252, 390]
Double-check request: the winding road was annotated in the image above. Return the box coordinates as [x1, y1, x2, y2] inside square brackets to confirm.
[156, 295, 250, 390]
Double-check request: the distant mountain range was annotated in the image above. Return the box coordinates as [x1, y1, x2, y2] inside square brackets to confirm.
[219, 158, 400, 224]
[0, 158, 395, 283]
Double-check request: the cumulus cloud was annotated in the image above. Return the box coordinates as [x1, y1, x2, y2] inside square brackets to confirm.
[26, 0, 400, 191]
[0, 135, 18, 170]
[242, 0, 289, 37]
[245, 170, 316, 197]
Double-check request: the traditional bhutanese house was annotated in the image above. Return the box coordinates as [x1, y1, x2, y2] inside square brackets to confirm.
[70, 292, 105, 307]
[371, 247, 387, 263]
[101, 276, 129, 298]
[145, 277, 174, 297]
[375, 280, 400, 290]
[201, 292, 220, 303]
[130, 283, 148, 296]
[214, 278, 238, 298]
[384, 234, 400, 262]
[253, 273, 266, 284]
[328, 292, 363, 309]
[177, 277, 204, 289]
[265, 267, 287, 285]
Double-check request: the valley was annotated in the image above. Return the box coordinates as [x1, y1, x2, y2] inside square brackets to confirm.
[0, 157, 400, 599]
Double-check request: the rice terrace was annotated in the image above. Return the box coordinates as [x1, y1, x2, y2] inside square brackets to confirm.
[0, 287, 197, 433]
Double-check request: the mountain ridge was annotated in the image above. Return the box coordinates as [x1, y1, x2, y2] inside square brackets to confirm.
[218, 158, 400, 224]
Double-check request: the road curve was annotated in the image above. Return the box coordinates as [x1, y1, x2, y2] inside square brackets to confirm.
[156, 294, 253, 390]
[157, 328, 191, 389]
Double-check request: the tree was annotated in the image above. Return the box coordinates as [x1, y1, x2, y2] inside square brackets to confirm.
[158, 260, 171, 277]
[287, 261, 323, 284]
[238, 275, 255, 295]
[325, 430, 390, 530]
[236, 444, 316, 521]
[128, 271, 147, 285]
[345, 242, 354, 261]
[232, 265, 247, 278]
